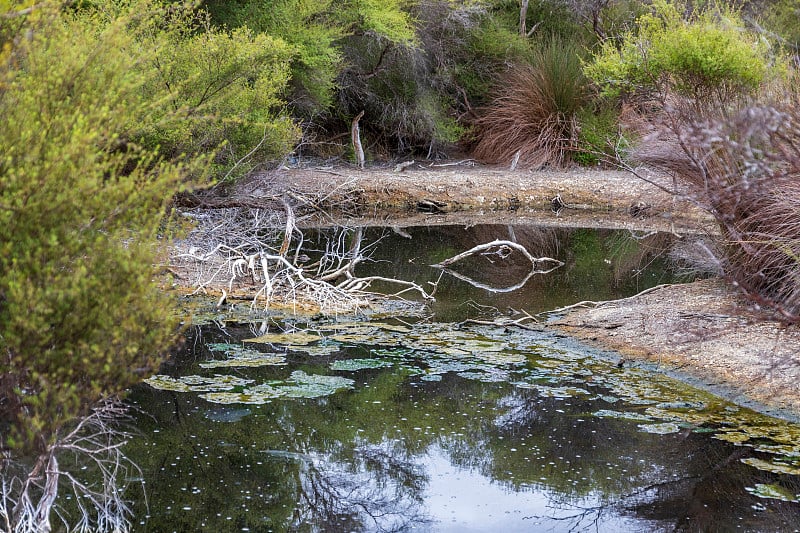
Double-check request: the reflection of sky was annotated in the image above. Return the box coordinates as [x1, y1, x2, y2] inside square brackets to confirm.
[422, 446, 643, 532]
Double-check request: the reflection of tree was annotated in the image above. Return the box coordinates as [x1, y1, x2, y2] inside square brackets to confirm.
[127, 320, 800, 531]
[293, 442, 430, 532]
[485, 389, 800, 531]
[1, 400, 141, 532]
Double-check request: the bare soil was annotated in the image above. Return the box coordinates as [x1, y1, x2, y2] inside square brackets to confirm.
[197, 161, 800, 420]
[550, 279, 800, 421]
[241, 161, 712, 232]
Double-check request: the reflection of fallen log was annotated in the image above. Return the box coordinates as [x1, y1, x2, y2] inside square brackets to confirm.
[431, 239, 564, 293]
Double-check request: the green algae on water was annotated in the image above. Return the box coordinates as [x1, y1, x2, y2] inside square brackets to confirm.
[144, 374, 254, 392]
[331, 358, 394, 371]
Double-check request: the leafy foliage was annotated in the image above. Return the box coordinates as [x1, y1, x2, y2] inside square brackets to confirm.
[201, 0, 345, 112]
[584, 0, 774, 103]
[0, 1, 211, 453]
[202, 0, 416, 117]
[139, 14, 299, 179]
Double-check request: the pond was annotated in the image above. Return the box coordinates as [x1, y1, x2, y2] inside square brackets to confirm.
[125, 225, 800, 532]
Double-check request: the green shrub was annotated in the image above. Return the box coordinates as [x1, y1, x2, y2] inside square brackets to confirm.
[202, 0, 416, 117]
[0, 0, 211, 452]
[201, 0, 344, 112]
[575, 104, 624, 166]
[136, 15, 299, 180]
[584, 0, 775, 103]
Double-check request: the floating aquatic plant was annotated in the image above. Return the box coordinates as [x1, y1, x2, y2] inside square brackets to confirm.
[144, 374, 254, 392]
[278, 371, 355, 398]
[200, 353, 287, 368]
[741, 457, 800, 476]
[199, 370, 355, 404]
[330, 358, 394, 371]
[638, 422, 681, 435]
[244, 331, 321, 345]
[593, 410, 653, 422]
[289, 343, 341, 356]
[745, 483, 799, 502]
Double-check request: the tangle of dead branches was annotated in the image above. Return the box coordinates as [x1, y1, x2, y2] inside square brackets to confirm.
[172, 201, 435, 314]
[635, 99, 800, 323]
[1, 399, 141, 533]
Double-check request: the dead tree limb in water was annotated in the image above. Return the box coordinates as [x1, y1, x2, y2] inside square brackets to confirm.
[432, 239, 564, 293]
[351, 111, 365, 169]
[433, 239, 562, 270]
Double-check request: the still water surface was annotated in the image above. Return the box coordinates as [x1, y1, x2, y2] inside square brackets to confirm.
[127, 225, 800, 532]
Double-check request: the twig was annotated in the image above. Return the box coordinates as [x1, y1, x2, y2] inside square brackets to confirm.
[539, 283, 674, 317]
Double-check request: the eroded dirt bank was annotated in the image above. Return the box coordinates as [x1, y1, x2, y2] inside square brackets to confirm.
[197, 162, 713, 231]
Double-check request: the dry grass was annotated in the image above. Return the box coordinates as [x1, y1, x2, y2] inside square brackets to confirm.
[471, 39, 587, 168]
[637, 99, 800, 321]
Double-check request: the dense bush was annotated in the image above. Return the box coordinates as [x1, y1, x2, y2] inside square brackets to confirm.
[0, 1, 201, 453]
[0, 0, 299, 455]
[584, 0, 775, 105]
[139, 13, 299, 179]
[202, 0, 415, 116]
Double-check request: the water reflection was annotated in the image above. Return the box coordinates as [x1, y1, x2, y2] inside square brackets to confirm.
[354, 225, 679, 321]
[124, 225, 800, 532]
[127, 319, 800, 532]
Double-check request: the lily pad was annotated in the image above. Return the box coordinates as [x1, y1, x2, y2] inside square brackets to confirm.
[199, 371, 355, 405]
[741, 457, 800, 476]
[144, 374, 254, 392]
[714, 431, 751, 444]
[244, 331, 321, 345]
[517, 384, 591, 399]
[330, 358, 393, 371]
[593, 410, 653, 422]
[289, 343, 341, 356]
[745, 483, 799, 502]
[201, 388, 284, 404]
[206, 343, 242, 352]
[457, 370, 510, 383]
[638, 422, 681, 435]
[278, 370, 355, 398]
[200, 352, 287, 368]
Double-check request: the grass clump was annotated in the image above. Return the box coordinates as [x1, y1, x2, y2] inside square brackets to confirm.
[471, 36, 590, 168]
[636, 96, 800, 322]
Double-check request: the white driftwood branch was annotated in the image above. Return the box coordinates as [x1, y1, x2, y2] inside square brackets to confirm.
[351, 111, 365, 170]
[539, 283, 673, 317]
[431, 239, 564, 293]
[432, 239, 562, 270]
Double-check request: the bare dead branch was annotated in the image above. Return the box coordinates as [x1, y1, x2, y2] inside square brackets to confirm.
[351, 111, 366, 170]
[539, 283, 674, 317]
[431, 239, 564, 293]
